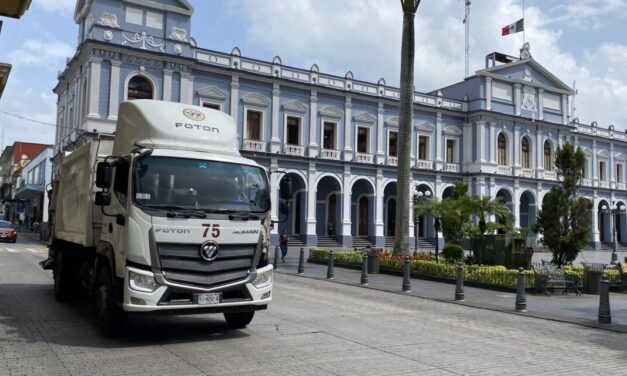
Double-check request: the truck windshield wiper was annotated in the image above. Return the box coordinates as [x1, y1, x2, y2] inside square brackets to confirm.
[208, 209, 259, 220]
[147, 205, 207, 218]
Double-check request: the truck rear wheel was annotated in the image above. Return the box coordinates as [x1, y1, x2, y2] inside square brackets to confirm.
[53, 250, 72, 302]
[94, 264, 126, 337]
[224, 311, 255, 329]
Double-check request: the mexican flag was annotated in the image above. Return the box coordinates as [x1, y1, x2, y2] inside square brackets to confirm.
[502, 18, 524, 36]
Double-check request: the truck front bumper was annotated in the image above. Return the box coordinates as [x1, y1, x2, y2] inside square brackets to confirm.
[122, 264, 273, 312]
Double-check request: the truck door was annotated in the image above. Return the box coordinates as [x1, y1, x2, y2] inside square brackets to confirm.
[109, 158, 130, 277]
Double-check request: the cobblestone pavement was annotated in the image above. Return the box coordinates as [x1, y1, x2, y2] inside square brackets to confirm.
[1, 245, 627, 375]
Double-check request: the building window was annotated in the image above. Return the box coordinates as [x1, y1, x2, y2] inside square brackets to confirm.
[617, 164, 623, 184]
[146, 11, 163, 30]
[388, 131, 398, 157]
[323, 122, 336, 149]
[521, 136, 530, 168]
[286, 116, 301, 145]
[246, 110, 262, 141]
[418, 136, 428, 160]
[497, 133, 507, 166]
[357, 127, 369, 153]
[202, 102, 221, 111]
[125, 6, 143, 25]
[600, 161, 607, 181]
[446, 139, 455, 163]
[127, 76, 153, 100]
[544, 141, 552, 171]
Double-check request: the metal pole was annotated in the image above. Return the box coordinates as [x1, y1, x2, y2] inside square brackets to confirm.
[414, 218, 419, 256]
[455, 263, 465, 301]
[402, 255, 411, 292]
[598, 274, 611, 324]
[611, 211, 618, 265]
[515, 267, 527, 312]
[327, 250, 335, 280]
[361, 250, 368, 285]
[273, 245, 279, 270]
[297, 247, 305, 274]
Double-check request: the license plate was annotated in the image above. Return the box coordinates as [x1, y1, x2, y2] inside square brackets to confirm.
[195, 293, 221, 305]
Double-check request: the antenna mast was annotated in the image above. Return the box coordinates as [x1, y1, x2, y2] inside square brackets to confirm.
[464, 0, 471, 78]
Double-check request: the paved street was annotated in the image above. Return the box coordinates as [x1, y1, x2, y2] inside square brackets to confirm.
[0, 239, 625, 375]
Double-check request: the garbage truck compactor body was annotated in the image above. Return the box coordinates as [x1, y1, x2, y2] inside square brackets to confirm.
[44, 100, 274, 336]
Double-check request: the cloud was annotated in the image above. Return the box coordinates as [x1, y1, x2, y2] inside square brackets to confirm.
[8, 40, 74, 69]
[228, 0, 627, 130]
[33, 0, 76, 15]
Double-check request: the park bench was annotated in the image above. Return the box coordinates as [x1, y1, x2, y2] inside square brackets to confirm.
[532, 262, 581, 296]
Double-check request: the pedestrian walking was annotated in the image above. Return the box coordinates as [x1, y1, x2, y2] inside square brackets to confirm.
[280, 229, 288, 263]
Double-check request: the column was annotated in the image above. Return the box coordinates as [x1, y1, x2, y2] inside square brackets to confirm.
[376, 102, 385, 163]
[485, 76, 492, 111]
[464, 122, 473, 164]
[513, 182, 520, 228]
[592, 139, 599, 186]
[306, 162, 317, 246]
[434, 111, 443, 170]
[308, 89, 318, 157]
[592, 194, 600, 249]
[343, 96, 353, 161]
[341, 166, 352, 247]
[610, 143, 615, 189]
[408, 181, 415, 250]
[269, 158, 279, 245]
[230, 75, 239, 125]
[535, 129, 544, 177]
[88, 59, 102, 118]
[108, 60, 121, 120]
[163, 69, 173, 102]
[561, 95, 568, 125]
[513, 124, 521, 174]
[270, 82, 281, 153]
[514, 83, 522, 116]
[489, 122, 496, 164]
[374, 168, 385, 247]
[180, 72, 194, 104]
[475, 122, 484, 162]
[537, 88, 544, 121]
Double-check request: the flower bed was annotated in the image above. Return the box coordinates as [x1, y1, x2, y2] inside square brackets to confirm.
[307, 249, 622, 290]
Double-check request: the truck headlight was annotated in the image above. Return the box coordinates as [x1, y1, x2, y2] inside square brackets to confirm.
[252, 269, 272, 289]
[129, 271, 159, 293]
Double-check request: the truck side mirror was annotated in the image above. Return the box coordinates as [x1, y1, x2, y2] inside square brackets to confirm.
[95, 191, 111, 206]
[96, 162, 112, 188]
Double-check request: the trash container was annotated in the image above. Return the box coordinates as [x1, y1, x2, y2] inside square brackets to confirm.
[366, 247, 380, 274]
[582, 263, 605, 295]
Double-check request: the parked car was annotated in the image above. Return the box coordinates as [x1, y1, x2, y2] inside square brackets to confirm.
[0, 220, 17, 243]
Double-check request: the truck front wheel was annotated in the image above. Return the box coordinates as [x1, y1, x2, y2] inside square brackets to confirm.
[224, 311, 255, 329]
[94, 264, 126, 337]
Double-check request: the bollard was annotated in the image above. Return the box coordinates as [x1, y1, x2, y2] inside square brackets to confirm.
[297, 247, 305, 274]
[361, 250, 369, 285]
[402, 255, 411, 292]
[327, 250, 335, 280]
[455, 263, 465, 301]
[598, 274, 611, 324]
[273, 245, 279, 270]
[515, 267, 527, 312]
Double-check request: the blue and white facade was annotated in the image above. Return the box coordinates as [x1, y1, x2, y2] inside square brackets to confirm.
[54, 0, 627, 250]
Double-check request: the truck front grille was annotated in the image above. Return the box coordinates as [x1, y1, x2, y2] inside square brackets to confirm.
[157, 243, 256, 288]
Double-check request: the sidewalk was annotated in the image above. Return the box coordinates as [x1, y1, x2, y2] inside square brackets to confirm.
[17, 231, 48, 245]
[275, 247, 627, 333]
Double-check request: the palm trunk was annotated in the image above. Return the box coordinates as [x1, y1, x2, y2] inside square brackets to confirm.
[394, 2, 418, 257]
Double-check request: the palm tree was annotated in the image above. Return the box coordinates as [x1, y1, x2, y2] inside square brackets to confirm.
[467, 196, 514, 261]
[414, 197, 445, 261]
[394, 0, 422, 257]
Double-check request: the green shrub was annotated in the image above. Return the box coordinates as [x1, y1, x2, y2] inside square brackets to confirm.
[442, 244, 464, 263]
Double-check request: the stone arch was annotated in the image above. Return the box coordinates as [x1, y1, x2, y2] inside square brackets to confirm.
[124, 71, 159, 101]
[316, 175, 342, 239]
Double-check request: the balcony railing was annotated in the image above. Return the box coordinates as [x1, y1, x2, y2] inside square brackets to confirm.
[544, 171, 557, 180]
[599, 180, 610, 189]
[416, 160, 433, 170]
[243, 139, 265, 152]
[321, 148, 340, 160]
[521, 168, 534, 178]
[617, 182, 626, 190]
[497, 165, 511, 175]
[355, 152, 373, 164]
[445, 163, 460, 173]
[284, 144, 305, 156]
[582, 178, 593, 186]
[387, 156, 398, 166]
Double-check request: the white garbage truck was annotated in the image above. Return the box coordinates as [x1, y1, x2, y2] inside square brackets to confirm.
[42, 100, 276, 336]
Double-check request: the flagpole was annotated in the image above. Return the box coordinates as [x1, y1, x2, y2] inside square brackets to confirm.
[522, 0, 526, 43]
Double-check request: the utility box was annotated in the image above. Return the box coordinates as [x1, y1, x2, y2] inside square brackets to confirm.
[473, 235, 532, 269]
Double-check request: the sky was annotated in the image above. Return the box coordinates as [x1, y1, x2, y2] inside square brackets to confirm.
[1, 0, 627, 148]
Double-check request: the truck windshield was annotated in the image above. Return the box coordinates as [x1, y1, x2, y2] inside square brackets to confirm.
[133, 156, 270, 213]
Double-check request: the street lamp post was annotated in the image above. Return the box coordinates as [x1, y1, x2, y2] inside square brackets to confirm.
[413, 189, 431, 255]
[601, 203, 625, 265]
